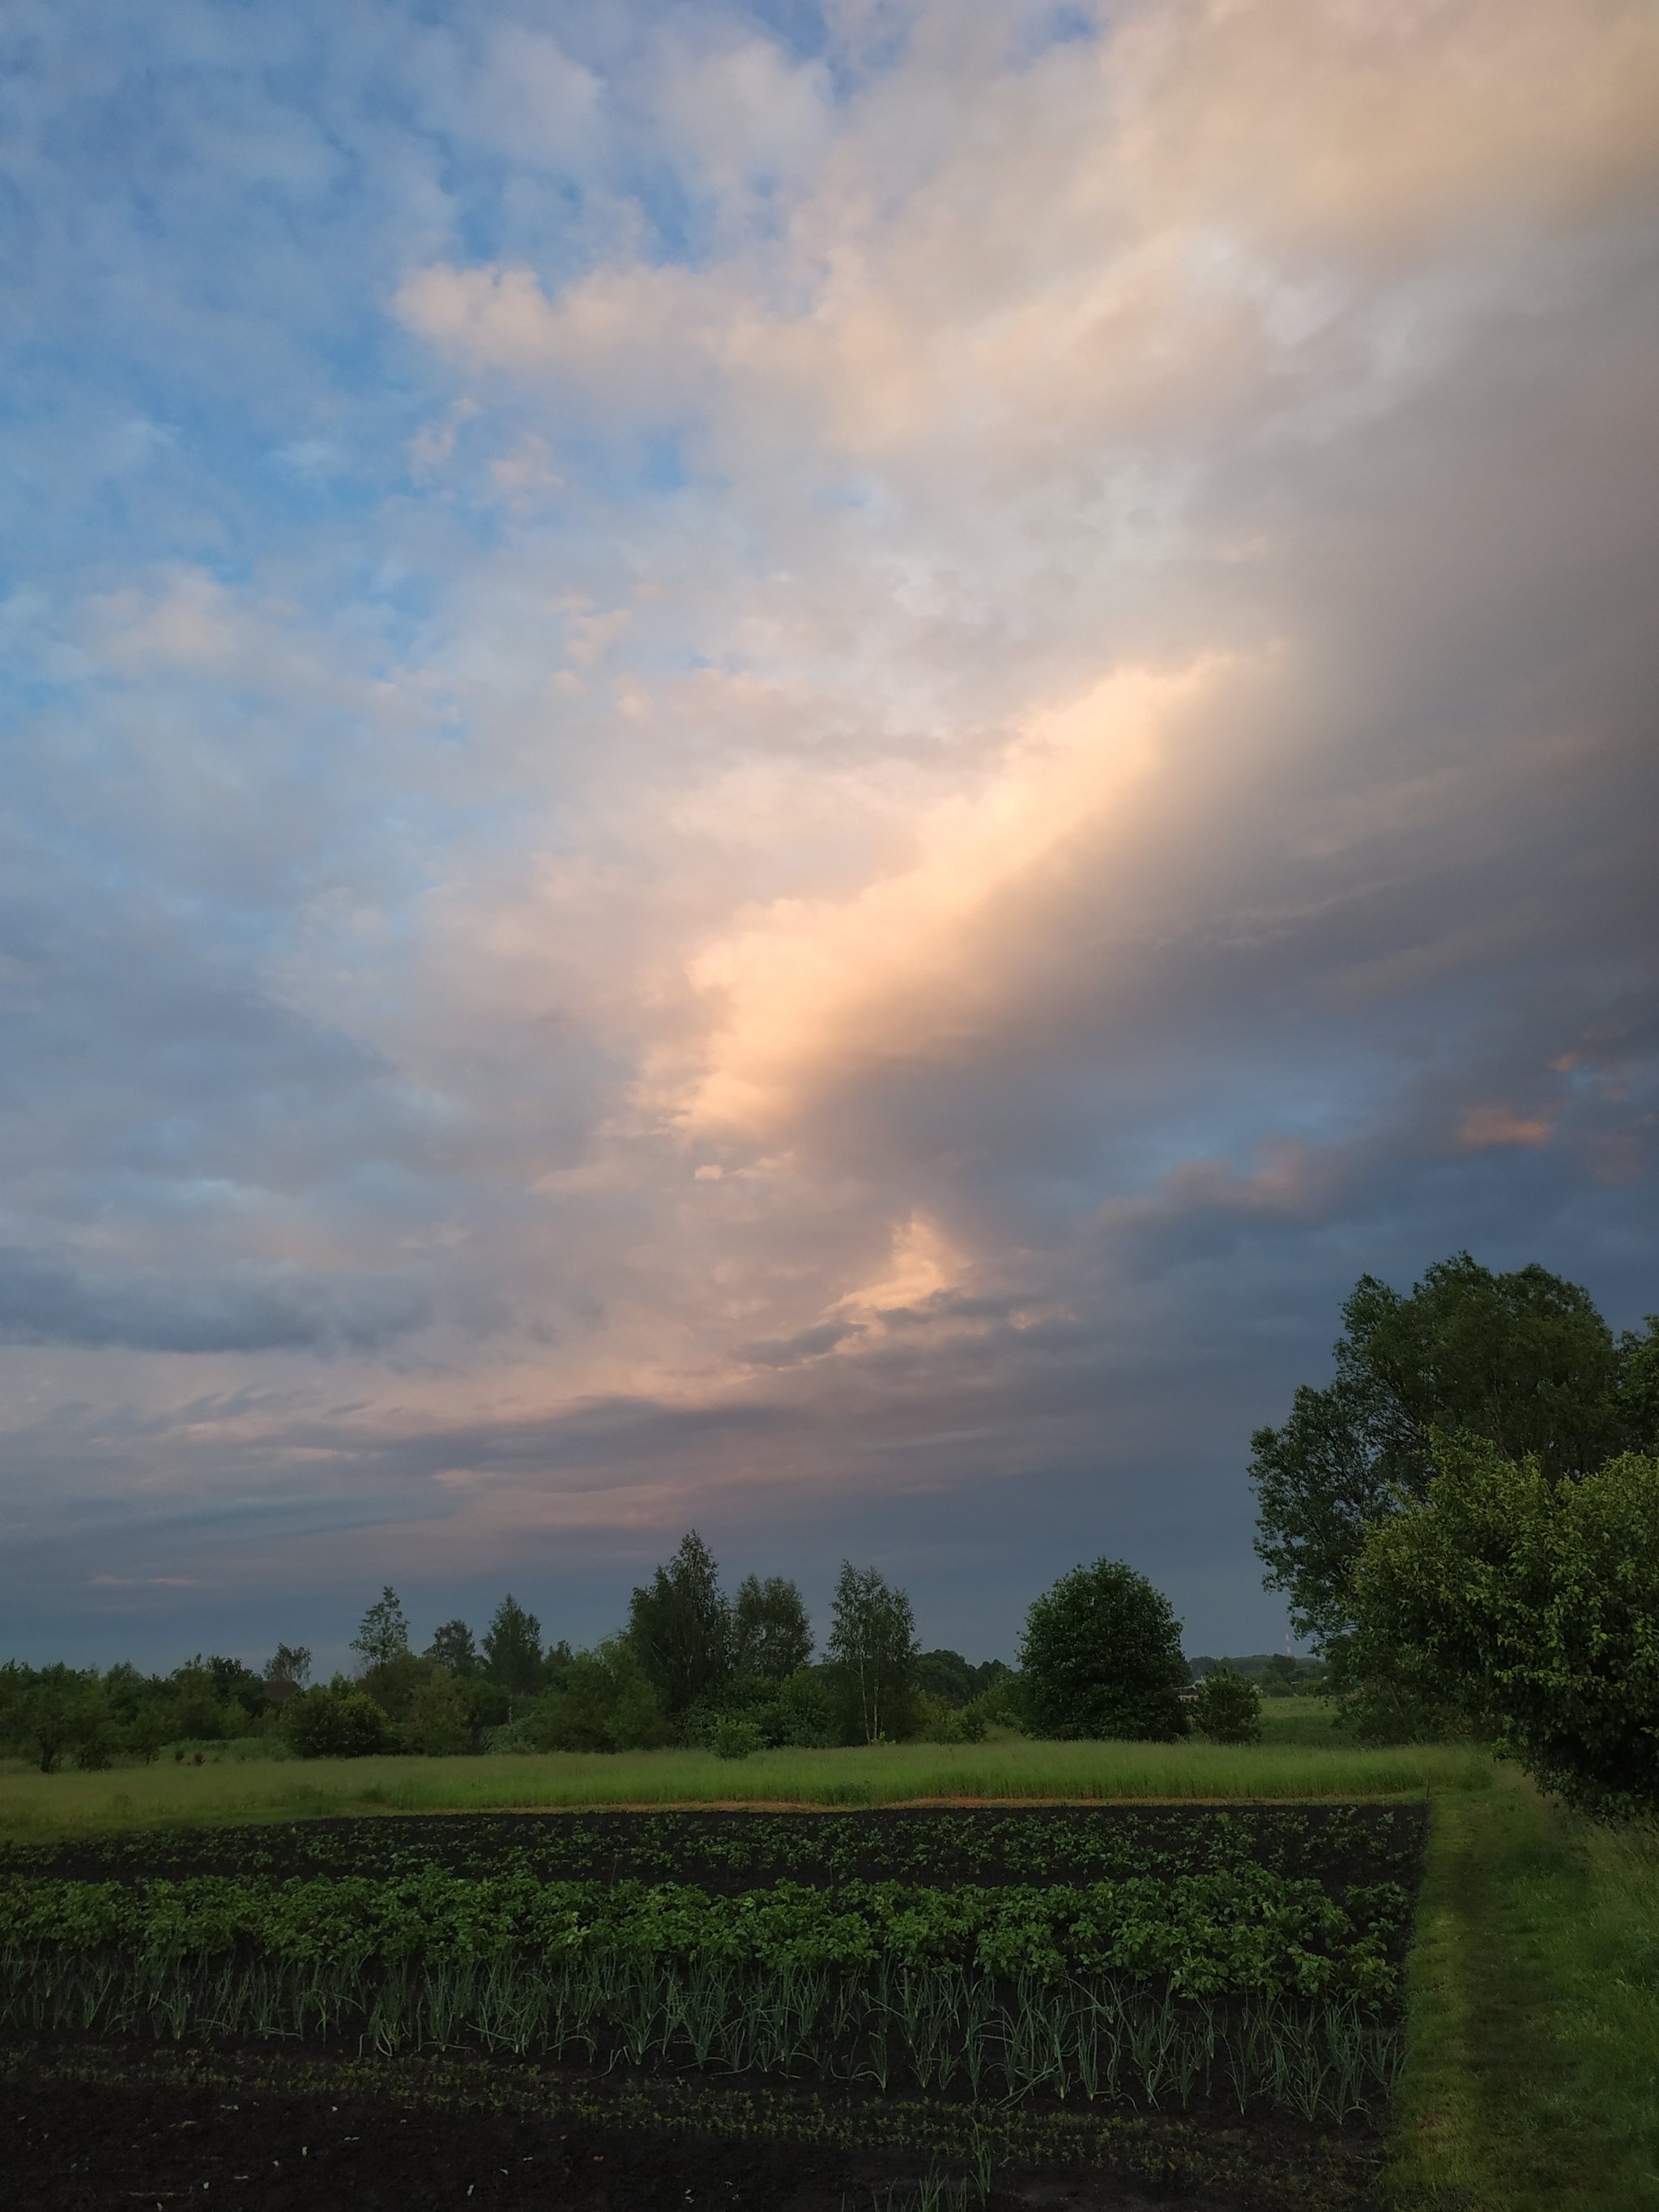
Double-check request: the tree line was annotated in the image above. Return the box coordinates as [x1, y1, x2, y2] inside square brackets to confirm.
[0, 1551, 1020, 1771]
[1250, 1251, 1659, 1818]
[2, 1531, 1269, 1771]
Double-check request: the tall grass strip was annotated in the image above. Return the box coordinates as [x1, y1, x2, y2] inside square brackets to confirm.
[0, 1738, 1494, 1843]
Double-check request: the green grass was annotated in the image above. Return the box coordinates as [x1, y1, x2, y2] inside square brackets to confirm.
[1388, 1766, 1659, 2211]
[0, 1734, 1491, 1843]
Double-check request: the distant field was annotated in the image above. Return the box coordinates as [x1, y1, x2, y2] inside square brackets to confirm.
[1253, 1694, 1354, 1742]
[0, 1726, 1492, 1842]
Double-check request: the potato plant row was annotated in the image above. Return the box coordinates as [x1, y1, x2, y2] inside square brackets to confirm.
[0, 1865, 1409, 1999]
[6, 1801, 1427, 1894]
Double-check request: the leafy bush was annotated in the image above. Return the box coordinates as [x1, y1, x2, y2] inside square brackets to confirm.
[710, 1718, 764, 1760]
[681, 1669, 834, 1752]
[1190, 1669, 1262, 1745]
[526, 1641, 673, 1754]
[281, 1679, 396, 1759]
[914, 1690, 988, 1745]
[1350, 1434, 1659, 1815]
[1020, 1562, 1189, 1742]
[962, 1673, 1026, 1736]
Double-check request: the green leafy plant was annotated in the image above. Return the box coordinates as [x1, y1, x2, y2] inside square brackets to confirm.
[1190, 1670, 1262, 1746]
[710, 1719, 764, 1760]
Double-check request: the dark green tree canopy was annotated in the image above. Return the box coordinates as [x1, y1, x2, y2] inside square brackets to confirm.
[731, 1574, 814, 1678]
[627, 1531, 732, 1715]
[1019, 1559, 1188, 1743]
[1350, 1434, 1659, 1819]
[425, 1619, 480, 1677]
[481, 1595, 544, 1712]
[1252, 1254, 1631, 1645]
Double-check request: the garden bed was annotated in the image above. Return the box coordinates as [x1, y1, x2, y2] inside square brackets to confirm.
[0, 1803, 1427, 2210]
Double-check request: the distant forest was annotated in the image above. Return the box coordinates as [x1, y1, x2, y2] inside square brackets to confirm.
[2, 1536, 1312, 1772]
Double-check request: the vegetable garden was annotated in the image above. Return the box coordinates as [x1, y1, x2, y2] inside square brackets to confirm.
[1, 1801, 1425, 2210]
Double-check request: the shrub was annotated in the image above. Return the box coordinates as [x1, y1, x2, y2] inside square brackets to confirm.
[527, 1641, 674, 1754]
[710, 1717, 764, 1760]
[281, 1680, 396, 1759]
[682, 1669, 834, 1751]
[1020, 1560, 1189, 1742]
[1190, 1668, 1263, 1745]
[914, 1690, 989, 1745]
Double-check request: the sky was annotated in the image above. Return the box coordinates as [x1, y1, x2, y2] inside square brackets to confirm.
[2, 0, 1657, 1678]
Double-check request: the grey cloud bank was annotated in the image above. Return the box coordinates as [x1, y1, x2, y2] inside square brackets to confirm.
[1, 0, 1655, 1670]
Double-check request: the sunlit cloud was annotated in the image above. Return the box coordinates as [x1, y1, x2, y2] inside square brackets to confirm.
[0, 0, 1655, 1668]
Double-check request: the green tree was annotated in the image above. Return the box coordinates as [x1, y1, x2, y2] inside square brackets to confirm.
[1019, 1559, 1188, 1742]
[1190, 1666, 1263, 1744]
[264, 1643, 312, 1686]
[915, 1649, 976, 1706]
[480, 1594, 544, 1716]
[1623, 1315, 1659, 1452]
[1350, 1434, 1659, 1817]
[731, 1575, 814, 1678]
[13, 1666, 113, 1773]
[627, 1532, 732, 1715]
[825, 1562, 919, 1743]
[207, 1656, 267, 1722]
[168, 1657, 235, 1742]
[1252, 1255, 1627, 1645]
[351, 1588, 411, 1670]
[425, 1619, 479, 1677]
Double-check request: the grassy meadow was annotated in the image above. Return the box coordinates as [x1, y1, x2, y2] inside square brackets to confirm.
[0, 1720, 1489, 1844]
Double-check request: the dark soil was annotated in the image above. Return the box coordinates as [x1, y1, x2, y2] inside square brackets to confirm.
[2, 1802, 1427, 1898]
[1, 2044, 1386, 2212]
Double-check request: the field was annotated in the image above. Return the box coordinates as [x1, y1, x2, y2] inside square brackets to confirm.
[2, 1728, 1655, 2211]
[0, 1719, 1487, 1844]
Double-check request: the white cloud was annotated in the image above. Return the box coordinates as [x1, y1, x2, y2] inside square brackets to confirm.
[2, 0, 1657, 1661]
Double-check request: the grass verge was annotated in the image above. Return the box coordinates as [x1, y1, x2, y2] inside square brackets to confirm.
[0, 1736, 1492, 1843]
[1388, 1767, 1659, 2211]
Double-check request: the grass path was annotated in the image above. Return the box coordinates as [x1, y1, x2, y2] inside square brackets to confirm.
[1388, 1769, 1659, 2211]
